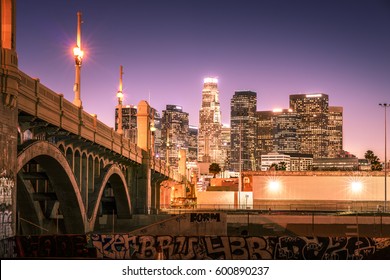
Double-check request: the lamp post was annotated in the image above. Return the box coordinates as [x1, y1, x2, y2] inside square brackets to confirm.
[238, 119, 242, 209]
[379, 103, 389, 212]
[116, 65, 124, 135]
[73, 11, 83, 108]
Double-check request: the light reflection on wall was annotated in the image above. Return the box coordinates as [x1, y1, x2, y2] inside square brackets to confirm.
[252, 172, 387, 201]
[266, 176, 283, 196]
[346, 174, 367, 199]
[351, 181, 363, 193]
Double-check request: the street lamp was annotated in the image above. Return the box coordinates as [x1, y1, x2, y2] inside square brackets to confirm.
[150, 122, 156, 157]
[379, 103, 389, 212]
[116, 65, 124, 135]
[73, 11, 83, 108]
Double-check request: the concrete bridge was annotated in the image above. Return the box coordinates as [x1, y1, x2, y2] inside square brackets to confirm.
[0, 0, 187, 237]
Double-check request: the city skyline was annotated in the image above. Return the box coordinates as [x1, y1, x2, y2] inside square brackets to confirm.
[16, 0, 390, 160]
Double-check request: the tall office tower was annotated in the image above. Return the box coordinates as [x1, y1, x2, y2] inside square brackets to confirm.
[255, 111, 274, 169]
[198, 77, 223, 165]
[220, 124, 231, 171]
[230, 91, 257, 171]
[160, 105, 189, 166]
[328, 106, 343, 158]
[115, 105, 137, 143]
[289, 93, 330, 158]
[153, 111, 162, 158]
[187, 126, 198, 162]
[272, 109, 300, 153]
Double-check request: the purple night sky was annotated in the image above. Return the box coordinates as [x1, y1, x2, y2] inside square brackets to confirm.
[16, 0, 390, 160]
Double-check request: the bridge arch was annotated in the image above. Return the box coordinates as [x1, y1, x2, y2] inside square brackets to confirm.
[58, 143, 65, 154]
[88, 164, 131, 231]
[17, 140, 85, 234]
[65, 146, 73, 169]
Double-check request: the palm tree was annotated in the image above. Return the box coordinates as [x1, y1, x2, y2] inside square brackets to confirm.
[209, 163, 221, 178]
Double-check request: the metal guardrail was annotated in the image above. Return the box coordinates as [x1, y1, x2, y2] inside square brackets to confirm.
[160, 202, 390, 215]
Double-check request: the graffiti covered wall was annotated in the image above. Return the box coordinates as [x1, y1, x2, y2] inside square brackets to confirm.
[4, 235, 390, 260]
[14, 235, 96, 258]
[90, 235, 390, 260]
[0, 176, 14, 239]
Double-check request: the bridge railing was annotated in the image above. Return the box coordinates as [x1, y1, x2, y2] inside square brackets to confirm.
[18, 71, 166, 176]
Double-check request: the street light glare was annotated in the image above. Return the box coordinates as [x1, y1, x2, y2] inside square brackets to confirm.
[351, 181, 363, 193]
[268, 180, 281, 192]
[116, 91, 124, 100]
[73, 46, 83, 58]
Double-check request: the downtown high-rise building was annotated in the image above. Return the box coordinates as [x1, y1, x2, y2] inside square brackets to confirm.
[198, 77, 223, 166]
[272, 109, 300, 154]
[115, 105, 137, 143]
[253, 93, 342, 169]
[230, 91, 257, 171]
[188, 125, 198, 162]
[289, 93, 330, 158]
[328, 106, 343, 158]
[160, 105, 189, 166]
[115, 105, 162, 154]
[220, 124, 231, 171]
[255, 109, 300, 169]
[255, 110, 274, 167]
[152, 110, 162, 158]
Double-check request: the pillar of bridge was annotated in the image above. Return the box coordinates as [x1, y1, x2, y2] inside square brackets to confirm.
[136, 100, 152, 214]
[0, 0, 19, 240]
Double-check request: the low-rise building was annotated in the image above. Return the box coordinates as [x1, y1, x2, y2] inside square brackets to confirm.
[313, 157, 359, 171]
[261, 152, 291, 171]
[286, 153, 313, 171]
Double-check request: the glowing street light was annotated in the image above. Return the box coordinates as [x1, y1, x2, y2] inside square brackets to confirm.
[73, 11, 83, 108]
[351, 181, 363, 193]
[379, 103, 389, 212]
[268, 180, 281, 192]
[116, 65, 124, 135]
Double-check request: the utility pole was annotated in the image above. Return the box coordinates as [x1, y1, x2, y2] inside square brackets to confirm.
[379, 103, 389, 212]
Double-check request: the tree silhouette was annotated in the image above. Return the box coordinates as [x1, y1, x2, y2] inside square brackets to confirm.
[364, 150, 382, 171]
[278, 161, 287, 171]
[209, 163, 221, 178]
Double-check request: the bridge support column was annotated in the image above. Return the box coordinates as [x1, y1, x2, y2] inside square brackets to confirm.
[136, 100, 153, 214]
[1, 0, 19, 241]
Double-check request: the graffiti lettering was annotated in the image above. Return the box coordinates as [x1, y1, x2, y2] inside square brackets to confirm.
[90, 235, 390, 260]
[0, 176, 14, 240]
[0, 210, 13, 238]
[3, 235, 390, 260]
[0, 237, 17, 258]
[0, 177, 14, 206]
[190, 213, 221, 223]
[16, 235, 96, 258]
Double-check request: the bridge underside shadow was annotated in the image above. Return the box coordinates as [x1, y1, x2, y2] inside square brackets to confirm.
[17, 140, 85, 234]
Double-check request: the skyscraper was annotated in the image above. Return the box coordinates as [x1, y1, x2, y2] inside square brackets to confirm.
[115, 105, 137, 143]
[187, 125, 198, 162]
[230, 91, 257, 171]
[160, 105, 189, 166]
[272, 109, 300, 154]
[289, 93, 330, 158]
[220, 124, 231, 171]
[198, 77, 223, 165]
[255, 110, 274, 167]
[328, 106, 343, 157]
[152, 110, 162, 158]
